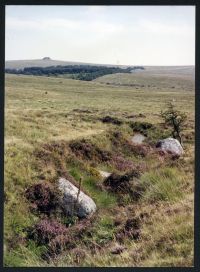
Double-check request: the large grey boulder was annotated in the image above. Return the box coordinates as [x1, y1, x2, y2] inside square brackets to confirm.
[58, 177, 96, 218]
[156, 137, 183, 156]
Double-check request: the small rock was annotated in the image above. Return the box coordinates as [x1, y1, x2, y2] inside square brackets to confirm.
[131, 134, 146, 144]
[58, 178, 96, 218]
[156, 137, 183, 156]
[99, 170, 111, 179]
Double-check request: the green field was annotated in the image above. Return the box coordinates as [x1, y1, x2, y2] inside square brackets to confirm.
[4, 70, 194, 267]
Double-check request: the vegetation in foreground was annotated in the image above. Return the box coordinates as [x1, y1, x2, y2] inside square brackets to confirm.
[4, 72, 194, 267]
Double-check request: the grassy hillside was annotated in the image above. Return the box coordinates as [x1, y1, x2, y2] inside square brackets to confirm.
[5, 58, 129, 70]
[94, 67, 194, 91]
[5, 59, 96, 69]
[136, 66, 195, 78]
[4, 72, 194, 267]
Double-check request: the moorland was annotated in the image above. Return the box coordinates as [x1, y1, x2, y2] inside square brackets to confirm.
[4, 64, 194, 267]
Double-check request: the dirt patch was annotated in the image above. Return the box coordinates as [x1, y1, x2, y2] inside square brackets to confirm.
[103, 170, 141, 194]
[101, 116, 123, 125]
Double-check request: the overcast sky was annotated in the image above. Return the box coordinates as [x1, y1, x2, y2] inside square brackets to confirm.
[6, 5, 195, 65]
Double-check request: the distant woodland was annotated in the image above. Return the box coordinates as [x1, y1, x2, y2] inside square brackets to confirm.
[5, 65, 144, 81]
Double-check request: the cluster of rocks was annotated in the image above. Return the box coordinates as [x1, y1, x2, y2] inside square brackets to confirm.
[54, 137, 183, 218]
[131, 133, 183, 157]
[26, 134, 183, 221]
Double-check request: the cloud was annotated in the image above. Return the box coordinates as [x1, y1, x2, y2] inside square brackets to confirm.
[86, 6, 107, 13]
[6, 17, 124, 34]
[138, 19, 194, 36]
[6, 17, 39, 29]
[6, 17, 81, 30]
[5, 6, 195, 65]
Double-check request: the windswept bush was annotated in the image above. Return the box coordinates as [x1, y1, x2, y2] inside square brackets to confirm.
[161, 102, 187, 144]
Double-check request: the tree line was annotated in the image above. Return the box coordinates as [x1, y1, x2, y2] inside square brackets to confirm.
[5, 65, 144, 81]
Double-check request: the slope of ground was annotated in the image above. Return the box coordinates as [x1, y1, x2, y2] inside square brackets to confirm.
[5, 58, 129, 70]
[140, 66, 195, 78]
[94, 66, 195, 91]
[5, 59, 98, 69]
[4, 72, 194, 267]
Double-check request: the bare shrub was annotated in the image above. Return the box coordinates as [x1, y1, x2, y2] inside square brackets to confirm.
[160, 102, 187, 144]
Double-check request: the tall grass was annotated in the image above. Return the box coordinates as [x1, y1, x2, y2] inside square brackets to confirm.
[140, 168, 185, 203]
[4, 74, 194, 267]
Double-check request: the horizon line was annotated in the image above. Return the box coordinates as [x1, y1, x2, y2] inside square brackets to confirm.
[5, 58, 195, 67]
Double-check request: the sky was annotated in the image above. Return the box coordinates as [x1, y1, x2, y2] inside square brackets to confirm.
[5, 5, 195, 66]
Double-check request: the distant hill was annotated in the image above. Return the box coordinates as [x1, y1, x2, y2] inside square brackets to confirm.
[94, 65, 194, 91]
[5, 59, 194, 78]
[95, 65, 195, 83]
[139, 66, 195, 79]
[5, 58, 128, 70]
